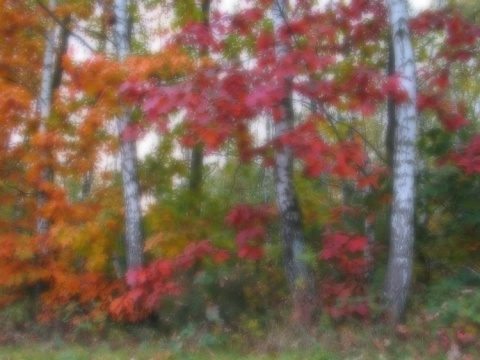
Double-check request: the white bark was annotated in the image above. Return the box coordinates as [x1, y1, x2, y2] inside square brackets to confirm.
[271, 0, 313, 315]
[114, 0, 144, 269]
[114, 0, 130, 61]
[36, 0, 57, 237]
[384, 0, 418, 322]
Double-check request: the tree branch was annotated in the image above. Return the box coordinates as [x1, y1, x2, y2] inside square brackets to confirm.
[35, 0, 97, 54]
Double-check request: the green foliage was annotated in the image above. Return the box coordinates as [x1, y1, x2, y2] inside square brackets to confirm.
[427, 273, 480, 330]
[416, 126, 480, 282]
[147, 255, 287, 337]
[0, 299, 33, 333]
[172, 0, 203, 27]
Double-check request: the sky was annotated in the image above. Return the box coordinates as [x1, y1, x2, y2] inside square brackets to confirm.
[411, 0, 432, 11]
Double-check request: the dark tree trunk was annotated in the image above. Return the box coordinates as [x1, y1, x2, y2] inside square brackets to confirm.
[386, 35, 396, 170]
[188, 0, 211, 207]
[189, 143, 204, 194]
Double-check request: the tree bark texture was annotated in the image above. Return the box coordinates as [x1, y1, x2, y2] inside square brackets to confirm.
[271, 0, 314, 324]
[384, 0, 418, 323]
[114, 0, 144, 269]
[81, 170, 93, 200]
[386, 35, 396, 169]
[36, 0, 57, 238]
[189, 143, 204, 194]
[51, 14, 70, 91]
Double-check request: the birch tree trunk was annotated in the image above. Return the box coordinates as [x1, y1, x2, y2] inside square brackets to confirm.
[384, 0, 418, 323]
[36, 0, 57, 239]
[271, 0, 314, 324]
[114, 0, 144, 269]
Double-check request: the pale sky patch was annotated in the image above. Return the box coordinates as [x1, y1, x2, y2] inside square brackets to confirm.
[411, 0, 432, 12]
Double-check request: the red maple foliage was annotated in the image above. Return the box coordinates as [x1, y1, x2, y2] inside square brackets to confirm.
[110, 240, 229, 322]
[226, 204, 276, 261]
[319, 231, 370, 320]
[451, 135, 480, 175]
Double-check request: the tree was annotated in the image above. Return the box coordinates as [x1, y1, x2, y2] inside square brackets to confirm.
[383, 0, 418, 323]
[188, 0, 211, 204]
[270, 0, 315, 324]
[124, 0, 394, 324]
[36, 0, 58, 241]
[114, 0, 144, 269]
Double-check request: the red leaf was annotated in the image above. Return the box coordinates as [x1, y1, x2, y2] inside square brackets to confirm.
[121, 124, 142, 142]
[353, 303, 370, 318]
[213, 250, 230, 264]
[236, 227, 265, 246]
[452, 135, 480, 174]
[246, 83, 285, 110]
[319, 247, 335, 261]
[125, 268, 140, 287]
[433, 70, 449, 89]
[119, 80, 146, 103]
[154, 260, 173, 278]
[439, 112, 468, 132]
[256, 32, 275, 52]
[231, 8, 264, 35]
[456, 329, 476, 347]
[144, 293, 159, 310]
[384, 74, 409, 103]
[417, 93, 440, 111]
[238, 246, 264, 261]
[128, 288, 144, 303]
[359, 102, 376, 116]
[346, 236, 367, 253]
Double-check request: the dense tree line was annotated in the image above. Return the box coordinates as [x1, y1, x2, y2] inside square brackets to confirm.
[1, 0, 480, 346]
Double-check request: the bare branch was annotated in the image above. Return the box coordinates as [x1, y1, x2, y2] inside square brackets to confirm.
[35, 0, 97, 54]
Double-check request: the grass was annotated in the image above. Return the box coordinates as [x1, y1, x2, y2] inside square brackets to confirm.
[0, 341, 338, 360]
[0, 310, 477, 360]
[0, 323, 460, 360]
[0, 347, 337, 360]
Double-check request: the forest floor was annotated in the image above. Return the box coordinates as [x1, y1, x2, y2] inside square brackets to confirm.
[0, 321, 476, 360]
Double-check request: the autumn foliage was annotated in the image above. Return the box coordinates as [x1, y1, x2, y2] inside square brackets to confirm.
[1, 3, 480, 357]
[226, 204, 276, 261]
[110, 240, 229, 322]
[320, 231, 370, 320]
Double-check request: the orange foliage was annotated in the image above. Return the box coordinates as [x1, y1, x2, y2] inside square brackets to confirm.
[0, 0, 197, 326]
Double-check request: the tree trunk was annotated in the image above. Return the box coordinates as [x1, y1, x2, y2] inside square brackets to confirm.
[81, 170, 93, 200]
[386, 35, 396, 169]
[36, 0, 57, 240]
[79, 7, 110, 203]
[188, 0, 211, 207]
[51, 14, 70, 91]
[271, 0, 315, 325]
[384, 0, 418, 323]
[189, 143, 204, 196]
[114, 0, 144, 269]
